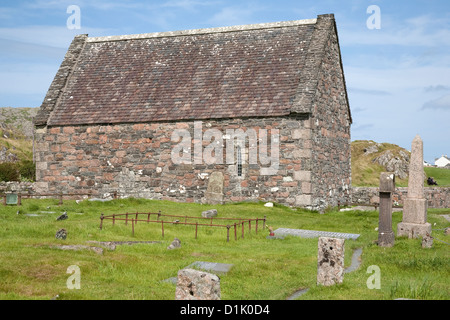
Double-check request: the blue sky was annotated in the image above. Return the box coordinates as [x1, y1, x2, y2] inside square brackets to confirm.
[0, 0, 449, 163]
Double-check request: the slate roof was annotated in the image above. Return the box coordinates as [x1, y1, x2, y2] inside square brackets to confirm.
[35, 14, 348, 126]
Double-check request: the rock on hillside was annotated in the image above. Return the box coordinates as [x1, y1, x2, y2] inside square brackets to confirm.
[0, 107, 37, 163]
[371, 146, 410, 179]
[352, 140, 411, 186]
[0, 107, 38, 139]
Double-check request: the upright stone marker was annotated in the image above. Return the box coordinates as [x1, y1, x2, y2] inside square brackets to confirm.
[317, 237, 345, 286]
[204, 172, 224, 205]
[175, 268, 221, 300]
[397, 135, 432, 238]
[378, 172, 395, 247]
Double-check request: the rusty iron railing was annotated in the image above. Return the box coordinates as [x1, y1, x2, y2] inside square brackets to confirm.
[99, 211, 267, 242]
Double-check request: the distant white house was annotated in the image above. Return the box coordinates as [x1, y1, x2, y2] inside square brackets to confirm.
[423, 160, 432, 167]
[435, 155, 450, 168]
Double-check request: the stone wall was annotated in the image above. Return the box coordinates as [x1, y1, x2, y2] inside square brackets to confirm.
[351, 186, 450, 209]
[309, 18, 352, 210]
[34, 116, 316, 207]
[0, 181, 34, 194]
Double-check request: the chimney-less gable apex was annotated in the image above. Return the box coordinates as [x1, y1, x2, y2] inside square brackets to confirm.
[291, 14, 351, 123]
[34, 34, 87, 126]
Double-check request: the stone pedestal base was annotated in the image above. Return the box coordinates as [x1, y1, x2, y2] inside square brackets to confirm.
[402, 198, 428, 224]
[397, 222, 431, 239]
[378, 230, 395, 247]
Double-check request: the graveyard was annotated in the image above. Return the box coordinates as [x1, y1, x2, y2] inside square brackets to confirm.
[0, 196, 448, 300]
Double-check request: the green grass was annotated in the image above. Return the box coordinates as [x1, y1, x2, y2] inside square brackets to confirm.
[425, 167, 450, 187]
[0, 198, 449, 300]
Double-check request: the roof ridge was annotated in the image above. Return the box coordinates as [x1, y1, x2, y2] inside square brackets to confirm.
[86, 18, 317, 43]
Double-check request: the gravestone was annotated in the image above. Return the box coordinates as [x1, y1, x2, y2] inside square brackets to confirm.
[6, 193, 18, 205]
[204, 172, 224, 205]
[201, 209, 218, 218]
[421, 233, 433, 248]
[167, 238, 181, 250]
[378, 172, 395, 247]
[175, 268, 221, 300]
[186, 261, 233, 275]
[317, 237, 345, 286]
[274, 228, 360, 240]
[397, 135, 432, 238]
[55, 228, 67, 240]
[56, 212, 68, 221]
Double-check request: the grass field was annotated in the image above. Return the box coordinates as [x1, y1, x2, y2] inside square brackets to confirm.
[0, 198, 448, 300]
[425, 167, 450, 187]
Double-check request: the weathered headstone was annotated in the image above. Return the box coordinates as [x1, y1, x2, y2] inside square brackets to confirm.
[175, 268, 221, 300]
[201, 209, 218, 218]
[6, 193, 18, 205]
[421, 233, 433, 248]
[317, 237, 345, 286]
[167, 238, 181, 250]
[378, 172, 395, 247]
[204, 172, 224, 205]
[56, 212, 68, 221]
[55, 228, 67, 240]
[397, 135, 432, 238]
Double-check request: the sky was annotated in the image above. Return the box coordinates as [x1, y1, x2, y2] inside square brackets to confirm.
[0, 0, 449, 163]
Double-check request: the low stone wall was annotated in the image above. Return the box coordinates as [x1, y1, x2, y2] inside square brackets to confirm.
[3, 181, 448, 209]
[352, 186, 450, 209]
[0, 181, 34, 194]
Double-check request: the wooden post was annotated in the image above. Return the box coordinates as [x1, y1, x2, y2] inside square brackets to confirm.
[241, 222, 244, 239]
[378, 172, 395, 247]
[132, 218, 135, 236]
[113, 214, 115, 226]
[17, 194, 22, 206]
[195, 222, 198, 239]
[226, 225, 230, 242]
[126, 213, 128, 225]
[99, 213, 104, 230]
[59, 193, 63, 205]
[234, 223, 237, 240]
[161, 220, 164, 238]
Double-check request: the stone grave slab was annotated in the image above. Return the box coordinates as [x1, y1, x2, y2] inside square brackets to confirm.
[273, 228, 360, 240]
[186, 261, 233, 275]
[163, 261, 233, 284]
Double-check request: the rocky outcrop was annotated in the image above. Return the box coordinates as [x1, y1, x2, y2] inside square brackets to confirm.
[372, 149, 410, 179]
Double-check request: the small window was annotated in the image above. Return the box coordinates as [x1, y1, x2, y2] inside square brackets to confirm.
[237, 145, 242, 177]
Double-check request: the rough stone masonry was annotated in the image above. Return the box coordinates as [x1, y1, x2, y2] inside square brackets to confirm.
[317, 236, 345, 286]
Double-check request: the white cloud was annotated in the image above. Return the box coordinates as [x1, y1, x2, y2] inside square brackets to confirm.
[422, 95, 450, 111]
[340, 13, 450, 47]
